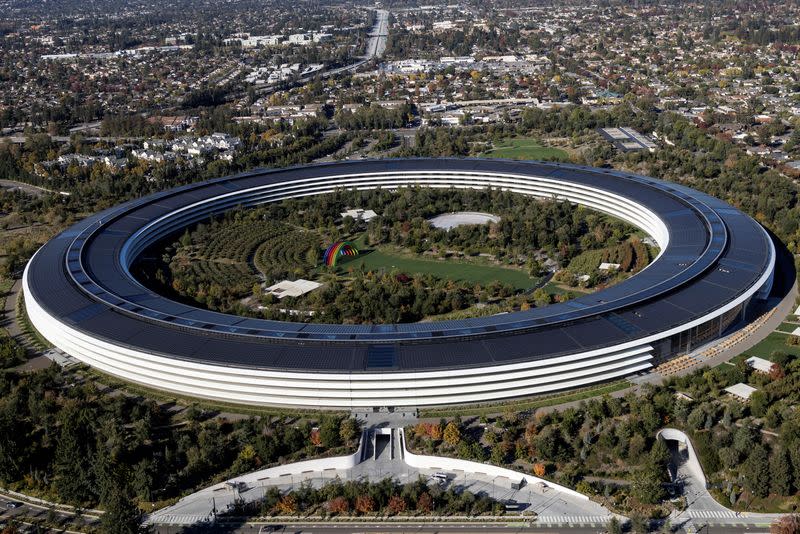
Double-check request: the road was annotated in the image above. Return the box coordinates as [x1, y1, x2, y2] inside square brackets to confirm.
[152, 524, 609, 534]
[0, 179, 54, 197]
[148, 520, 775, 533]
[1, 135, 142, 144]
[0, 494, 100, 532]
[365, 9, 389, 59]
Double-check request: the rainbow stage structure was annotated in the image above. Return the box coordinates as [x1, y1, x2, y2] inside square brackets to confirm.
[323, 241, 359, 267]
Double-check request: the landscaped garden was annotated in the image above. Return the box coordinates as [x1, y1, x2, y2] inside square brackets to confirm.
[406, 351, 800, 517]
[134, 186, 654, 324]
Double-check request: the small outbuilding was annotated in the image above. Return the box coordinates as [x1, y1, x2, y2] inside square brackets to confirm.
[341, 208, 378, 222]
[265, 279, 321, 299]
[724, 383, 758, 402]
[745, 356, 774, 374]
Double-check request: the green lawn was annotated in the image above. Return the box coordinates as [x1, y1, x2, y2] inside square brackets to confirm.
[481, 138, 570, 161]
[776, 320, 798, 333]
[540, 281, 586, 297]
[340, 249, 536, 290]
[739, 331, 800, 361]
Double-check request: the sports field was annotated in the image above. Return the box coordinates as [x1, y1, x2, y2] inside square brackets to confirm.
[481, 138, 569, 161]
[340, 248, 536, 289]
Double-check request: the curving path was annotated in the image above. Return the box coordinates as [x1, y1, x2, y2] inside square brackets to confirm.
[148, 427, 614, 527]
[658, 428, 786, 528]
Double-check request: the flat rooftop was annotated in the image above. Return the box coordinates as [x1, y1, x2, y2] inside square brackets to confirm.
[265, 279, 321, 299]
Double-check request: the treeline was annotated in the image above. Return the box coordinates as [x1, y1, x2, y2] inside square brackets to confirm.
[274, 186, 636, 263]
[0, 186, 73, 278]
[386, 26, 519, 59]
[407, 397, 672, 513]
[99, 113, 163, 137]
[10, 120, 347, 216]
[228, 477, 502, 519]
[643, 114, 800, 252]
[265, 270, 514, 324]
[733, 18, 800, 45]
[334, 103, 413, 130]
[0, 367, 359, 510]
[181, 85, 232, 109]
[408, 350, 800, 514]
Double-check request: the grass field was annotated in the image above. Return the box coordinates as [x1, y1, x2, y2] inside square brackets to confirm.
[481, 138, 570, 161]
[739, 331, 800, 360]
[341, 248, 536, 289]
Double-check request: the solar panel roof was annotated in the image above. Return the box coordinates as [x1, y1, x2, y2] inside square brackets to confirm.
[25, 159, 774, 372]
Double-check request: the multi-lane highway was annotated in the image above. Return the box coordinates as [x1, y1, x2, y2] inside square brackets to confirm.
[254, 9, 389, 94]
[365, 9, 389, 59]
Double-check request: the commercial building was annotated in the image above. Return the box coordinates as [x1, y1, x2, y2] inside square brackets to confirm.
[24, 159, 776, 408]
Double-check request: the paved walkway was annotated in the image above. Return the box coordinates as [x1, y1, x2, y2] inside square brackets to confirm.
[529, 278, 799, 419]
[666, 434, 785, 527]
[148, 428, 613, 527]
[2, 277, 53, 371]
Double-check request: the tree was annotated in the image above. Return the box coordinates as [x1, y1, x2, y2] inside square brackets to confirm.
[606, 517, 623, 534]
[54, 405, 96, 505]
[327, 496, 349, 514]
[627, 434, 646, 460]
[417, 492, 433, 512]
[443, 421, 461, 446]
[99, 477, 143, 534]
[490, 442, 508, 465]
[532, 463, 546, 477]
[388, 495, 407, 514]
[719, 447, 741, 470]
[318, 416, 342, 448]
[771, 514, 800, 534]
[790, 446, 800, 495]
[630, 464, 666, 505]
[355, 494, 375, 514]
[629, 513, 649, 534]
[744, 444, 771, 498]
[751, 390, 769, 417]
[532, 287, 551, 307]
[649, 439, 671, 471]
[275, 494, 298, 515]
[770, 448, 793, 496]
[339, 418, 360, 444]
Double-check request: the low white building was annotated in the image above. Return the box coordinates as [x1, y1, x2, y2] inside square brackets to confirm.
[265, 279, 321, 299]
[724, 383, 758, 402]
[745, 356, 775, 374]
[341, 208, 378, 222]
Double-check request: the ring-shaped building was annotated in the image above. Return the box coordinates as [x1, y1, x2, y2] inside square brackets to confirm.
[23, 159, 776, 408]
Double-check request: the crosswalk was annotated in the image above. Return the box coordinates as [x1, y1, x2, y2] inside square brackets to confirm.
[684, 510, 740, 519]
[147, 514, 206, 525]
[536, 515, 611, 524]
